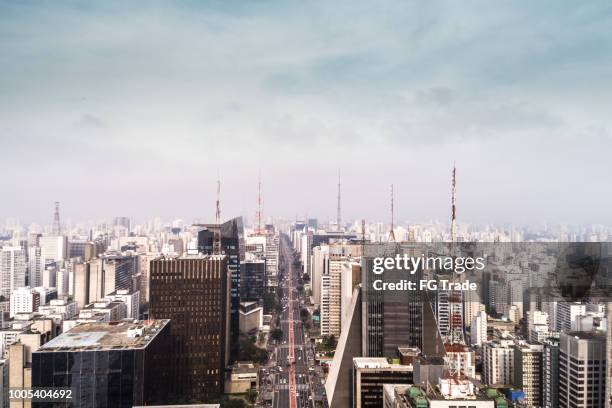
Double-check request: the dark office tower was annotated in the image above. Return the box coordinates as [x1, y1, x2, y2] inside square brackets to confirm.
[196, 217, 243, 345]
[361, 244, 444, 359]
[149, 255, 231, 403]
[31, 320, 173, 408]
[543, 338, 559, 408]
[240, 258, 266, 302]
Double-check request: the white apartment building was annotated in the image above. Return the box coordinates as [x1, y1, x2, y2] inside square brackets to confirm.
[27, 246, 45, 288]
[0, 247, 26, 300]
[556, 302, 586, 332]
[104, 289, 140, 319]
[9, 287, 40, 317]
[482, 340, 515, 386]
[39, 235, 67, 263]
[470, 310, 488, 346]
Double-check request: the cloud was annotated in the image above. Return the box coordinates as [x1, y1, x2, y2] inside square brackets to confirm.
[0, 1, 611, 224]
[74, 114, 107, 130]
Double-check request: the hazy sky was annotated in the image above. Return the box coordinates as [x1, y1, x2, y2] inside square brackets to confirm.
[1, 1, 612, 226]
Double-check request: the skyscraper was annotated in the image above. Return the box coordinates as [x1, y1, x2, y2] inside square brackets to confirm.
[543, 337, 559, 408]
[0, 246, 26, 300]
[559, 331, 607, 408]
[513, 342, 543, 407]
[197, 217, 243, 345]
[27, 246, 45, 288]
[361, 244, 444, 358]
[149, 254, 231, 402]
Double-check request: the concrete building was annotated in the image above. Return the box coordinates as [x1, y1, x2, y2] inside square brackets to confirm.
[326, 286, 362, 408]
[393, 381, 498, 408]
[37, 298, 77, 321]
[239, 301, 263, 334]
[311, 245, 330, 307]
[559, 331, 607, 408]
[0, 247, 26, 300]
[9, 287, 40, 318]
[556, 302, 587, 332]
[321, 255, 343, 337]
[482, 339, 515, 386]
[352, 357, 413, 408]
[27, 246, 45, 288]
[513, 342, 543, 407]
[471, 310, 488, 346]
[78, 299, 127, 322]
[104, 289, 140, 319]
[225, 362, 259, 394]
[39, 235, 67, 263]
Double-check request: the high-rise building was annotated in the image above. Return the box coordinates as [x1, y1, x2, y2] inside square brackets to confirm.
[513, 342, 543, 407]
[0, 247, 26, 300]
[606, 302, 612, 408]
[39, 236, 67, 263]
[104, 289, 140, 319]
[197, 217, 243, 345]
[559, 331, 607, 408]
[32, 320, 173, 407]
[482, 339, 514, 386]
[311, 245, 330, 307]
[72, 254, 138, 308]
[149, 255, 231, 402]
[9, 287, 40, 318]
[321, 255, 343, 337]
[543, 337, 559, 408]
[361, 244, 443, 358]
[27, 246, 45, 288]
[352, 357, 413, 408]
[556, 301, 588, 332]
[240, 258, 266, 302]
[470, 310, 488, 346]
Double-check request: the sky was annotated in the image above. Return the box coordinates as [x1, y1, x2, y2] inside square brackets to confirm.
[1, 1, 612, 226]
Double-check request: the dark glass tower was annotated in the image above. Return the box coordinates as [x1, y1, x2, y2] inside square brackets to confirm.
[197, 217, 243, 346]
[149, 255, 231, 402]
[31, 320, 173, 408]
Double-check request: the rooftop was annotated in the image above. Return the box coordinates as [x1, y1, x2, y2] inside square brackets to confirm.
[38, 319, 169, 352]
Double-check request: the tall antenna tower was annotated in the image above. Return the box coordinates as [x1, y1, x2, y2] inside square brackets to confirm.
[336, 169, 342, 232]
[388, 184, 396, 242]
[213, 175, 222, 255]
[52, 201, 61, 236]
[256, 171, 263, 235]
[361, 219, 366, 245]
[451, 163, 457, 244]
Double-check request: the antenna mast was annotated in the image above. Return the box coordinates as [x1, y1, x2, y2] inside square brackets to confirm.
[336, 169, 342, 232]
[213, 175, 222, 255]
[388, 184, 396, 242]
[451, 164, 457, 244]
[256, 171, 263, 235]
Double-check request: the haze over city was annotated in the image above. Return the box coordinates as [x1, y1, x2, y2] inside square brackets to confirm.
[2, 1, 612, 225]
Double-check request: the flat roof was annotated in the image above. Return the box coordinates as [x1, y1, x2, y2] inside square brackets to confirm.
[38, 319, 169, 352]
[353, 357, 390, 369]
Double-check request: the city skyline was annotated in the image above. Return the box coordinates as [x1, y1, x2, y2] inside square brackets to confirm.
[1, 2, 612, 225]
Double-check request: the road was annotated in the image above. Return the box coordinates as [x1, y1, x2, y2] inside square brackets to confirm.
[262, 234, 327, 408]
